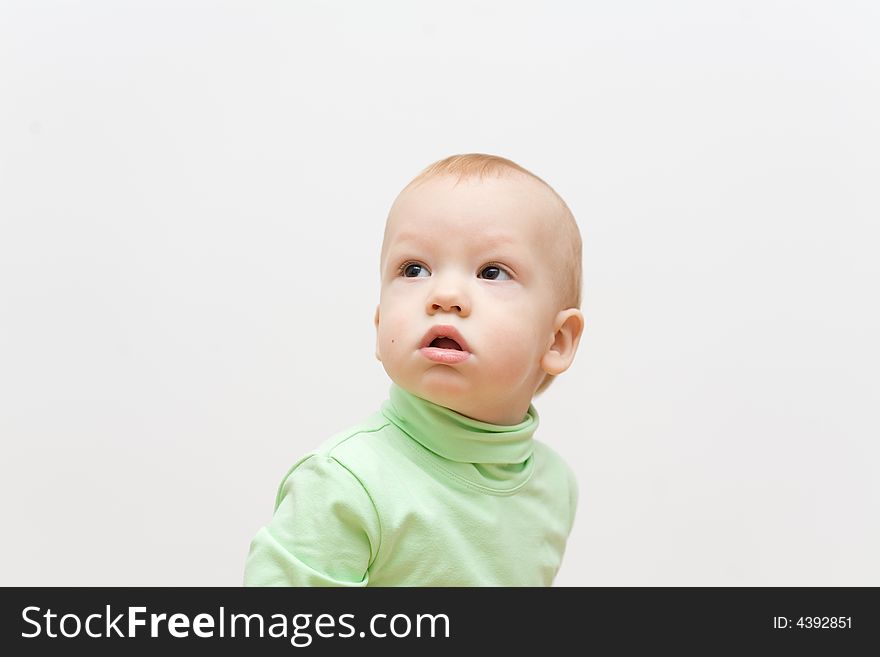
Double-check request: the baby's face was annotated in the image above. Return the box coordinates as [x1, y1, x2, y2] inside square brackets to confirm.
[375, 173, 576, 425]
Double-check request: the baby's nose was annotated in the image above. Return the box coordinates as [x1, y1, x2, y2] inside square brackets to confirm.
[426, 283, 470, 316]
[432, 300, 463, 313]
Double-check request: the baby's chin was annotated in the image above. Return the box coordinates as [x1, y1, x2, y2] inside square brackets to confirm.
[394, 372, 472, 409]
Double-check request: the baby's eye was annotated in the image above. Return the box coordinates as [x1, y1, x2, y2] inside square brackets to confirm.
[400, 262, 430, 278]
[478, 264, 512, 281]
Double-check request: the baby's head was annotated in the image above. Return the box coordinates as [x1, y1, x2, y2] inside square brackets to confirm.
[374, 154, 584, 425]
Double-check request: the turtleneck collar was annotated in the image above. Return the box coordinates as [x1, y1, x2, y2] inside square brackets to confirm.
[380, 383, 537, 465]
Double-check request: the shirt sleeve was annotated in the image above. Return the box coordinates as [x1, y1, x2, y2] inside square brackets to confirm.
[244, 454, 381, 587]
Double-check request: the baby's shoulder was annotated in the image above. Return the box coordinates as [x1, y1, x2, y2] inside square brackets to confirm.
[532, 439, 579, 529]
[309, 410, 398, 468]
[270, 412, 395, 500]
[532, 439, 577, 486]
[532, 438, 572, 469]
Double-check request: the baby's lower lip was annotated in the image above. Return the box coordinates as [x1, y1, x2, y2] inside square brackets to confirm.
[420, 347, 471, 364]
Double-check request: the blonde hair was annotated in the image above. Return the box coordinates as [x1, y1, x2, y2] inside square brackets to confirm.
[399, 153, 582, 396]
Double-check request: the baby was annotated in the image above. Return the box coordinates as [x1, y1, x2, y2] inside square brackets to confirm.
[244, 153, 584, 586]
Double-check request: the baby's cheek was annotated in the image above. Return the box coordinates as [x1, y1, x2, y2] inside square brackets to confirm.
[378, 312, 410, 352]
[489, 324, 541, 373]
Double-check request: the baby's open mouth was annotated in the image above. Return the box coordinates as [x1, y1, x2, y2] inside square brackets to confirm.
[429, 337, 463, 351]
[420, 325, 471, 354]
[420, 326, 471, 363]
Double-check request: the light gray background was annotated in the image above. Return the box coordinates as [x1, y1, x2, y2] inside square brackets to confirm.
[1, 1, 878, 586]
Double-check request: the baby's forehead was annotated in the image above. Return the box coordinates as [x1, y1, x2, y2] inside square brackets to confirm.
[386, 174, 560, 233]
[386, 222, 533, 251]
[382, 213, 546, 261]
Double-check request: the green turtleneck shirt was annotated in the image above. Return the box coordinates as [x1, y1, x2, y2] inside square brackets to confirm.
[244, 384, 578, 586]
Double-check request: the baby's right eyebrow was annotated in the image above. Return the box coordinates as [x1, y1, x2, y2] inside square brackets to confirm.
[391, 232, 430, 247]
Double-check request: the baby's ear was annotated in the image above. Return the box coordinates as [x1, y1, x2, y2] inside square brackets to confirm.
[373, 305, 381, 361]
[540, 309, 585, 376]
